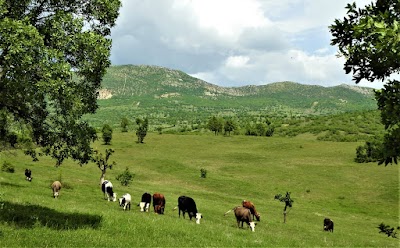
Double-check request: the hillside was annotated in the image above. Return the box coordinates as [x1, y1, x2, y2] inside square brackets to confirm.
[86, 65, 378, 128]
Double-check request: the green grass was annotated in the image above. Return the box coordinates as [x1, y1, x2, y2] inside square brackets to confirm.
[0, 133, 399, 247]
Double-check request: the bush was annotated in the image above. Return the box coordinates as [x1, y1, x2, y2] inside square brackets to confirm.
[200, 168, 207, 178]
[116, 167, 135, 186]
[355, 139, 384, 163]
[1, 161, 15, 173]
[101, 124, 113, 145]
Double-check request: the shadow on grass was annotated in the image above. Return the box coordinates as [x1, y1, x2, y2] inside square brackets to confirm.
[0, 202, 102, 230]
[0, 182, 26, 188]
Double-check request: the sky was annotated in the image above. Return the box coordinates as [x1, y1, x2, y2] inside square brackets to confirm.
[110, 0, 395, 89]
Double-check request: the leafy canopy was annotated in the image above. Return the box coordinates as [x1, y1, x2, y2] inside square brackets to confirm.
[330, 0, 400, 165]
[0, 0, 121, 165]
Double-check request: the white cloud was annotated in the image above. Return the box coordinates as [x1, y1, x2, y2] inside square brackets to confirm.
[110, 0, 386, 89]
[225, 56, 250, 68]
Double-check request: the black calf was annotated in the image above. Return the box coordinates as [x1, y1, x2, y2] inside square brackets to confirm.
[323, 218, 334, 232]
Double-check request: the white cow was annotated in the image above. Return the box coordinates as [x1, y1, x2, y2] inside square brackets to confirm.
[119, 193, 132, 211]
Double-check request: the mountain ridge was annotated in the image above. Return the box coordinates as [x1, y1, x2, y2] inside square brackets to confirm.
[100, 64, 375, 100]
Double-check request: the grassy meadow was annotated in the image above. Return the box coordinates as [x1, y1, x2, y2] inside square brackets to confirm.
[0, 132, 399, 247]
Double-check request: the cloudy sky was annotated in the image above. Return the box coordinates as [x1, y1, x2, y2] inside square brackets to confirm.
[110, 0, 391, 89]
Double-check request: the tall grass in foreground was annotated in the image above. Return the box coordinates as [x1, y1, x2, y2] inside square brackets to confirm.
[0, 133, 398, 247]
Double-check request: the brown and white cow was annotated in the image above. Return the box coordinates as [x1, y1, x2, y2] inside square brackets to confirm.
[224, 206, 256, 232]
[152, 193, 165, 214]
[242, 200, 261, 221]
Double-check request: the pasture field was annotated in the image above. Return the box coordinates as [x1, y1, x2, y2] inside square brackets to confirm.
[0, 133, 399, 247]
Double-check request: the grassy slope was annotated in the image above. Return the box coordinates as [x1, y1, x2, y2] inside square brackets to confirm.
[0, 133, 399, 247]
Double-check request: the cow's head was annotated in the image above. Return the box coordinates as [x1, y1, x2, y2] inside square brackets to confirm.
[196, 213, 203, 224]
[139, 202, 146, 212]
[119, 197, 125, 207]
[112, 193, 117, 202]
[53, 192, 59, 198]
[155, 205, 164, 214]
[249, 222, 256, 232]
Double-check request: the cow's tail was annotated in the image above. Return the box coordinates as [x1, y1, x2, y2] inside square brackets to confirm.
[224, 206, 238, 216]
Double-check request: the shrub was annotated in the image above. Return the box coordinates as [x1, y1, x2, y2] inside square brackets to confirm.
[200, 168, 207, 178]
[377, 223, 398, 238]
[1, 161, 15, 173]
[355, 139, 384, 163]
[116, 167, 135, 186]
[101, 124, 113, 145]
[120, 117, 129, 132]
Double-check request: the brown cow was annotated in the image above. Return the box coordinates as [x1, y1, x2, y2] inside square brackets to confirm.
[224, 206, 256, 232]
[152, 193, 165, 214]
[242, 200, 260, 221]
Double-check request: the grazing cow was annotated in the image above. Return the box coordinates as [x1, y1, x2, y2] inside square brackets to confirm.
[176, 196, 203, 224]
[323, 218, 334, 232]
[25, 169, 32, 182]
[102, 180, 117, 202]
[152, 193, 165, 214]
[225, 206, 256, 232]
[139, 192, 152, 212]
[242, 200, 260, 221]
[51, 181, 62, 198]
[119, 193, 132, 211]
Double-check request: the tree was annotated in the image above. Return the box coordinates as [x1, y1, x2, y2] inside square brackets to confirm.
[0, 0, 122, 165]
[136, 117, 148, 143]
[274, 192, 294, 223]
[116, 167, 135, 186]
[330, 0, 400, 165]
[101, 124, 113, 145]
[224, 119, 236, 136]
[207, 116, 223, 135]
[92, 148, 116, 186]
[121, 117, 129, 132]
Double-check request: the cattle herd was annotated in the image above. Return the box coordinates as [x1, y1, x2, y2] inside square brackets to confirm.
[25, 169, 335, 233]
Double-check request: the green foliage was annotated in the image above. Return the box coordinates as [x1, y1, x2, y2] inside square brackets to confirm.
[120, 117, 129, 132]
[136, 117, 148, 143]
[223, 119, 236, 136]
[377, 223, 399, 238]
[355, 140, 384, 163]
[274, 192, 294, 211]
[0, 0, 121, 165]
[207, 116, 223, 135]
[1, 161, 14, 173]
[101, 124, 113, 145]
[330, 1, 400, 165]
[245, 120, 275, 137]
[200, 168, 207, 178]
[375, 82, 400, 165]
[116, 167, 135, 186]
[91, 148, 116, 173]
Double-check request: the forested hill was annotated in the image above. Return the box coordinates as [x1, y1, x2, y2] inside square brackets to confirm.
[98, 65, 377, 116]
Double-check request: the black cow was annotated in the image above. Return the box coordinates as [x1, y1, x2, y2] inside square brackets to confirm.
[25, 169, 32, 182]
[323, 218, 334, 232]
[139, 192, 152, 212]
[177, 196, 203, 224]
